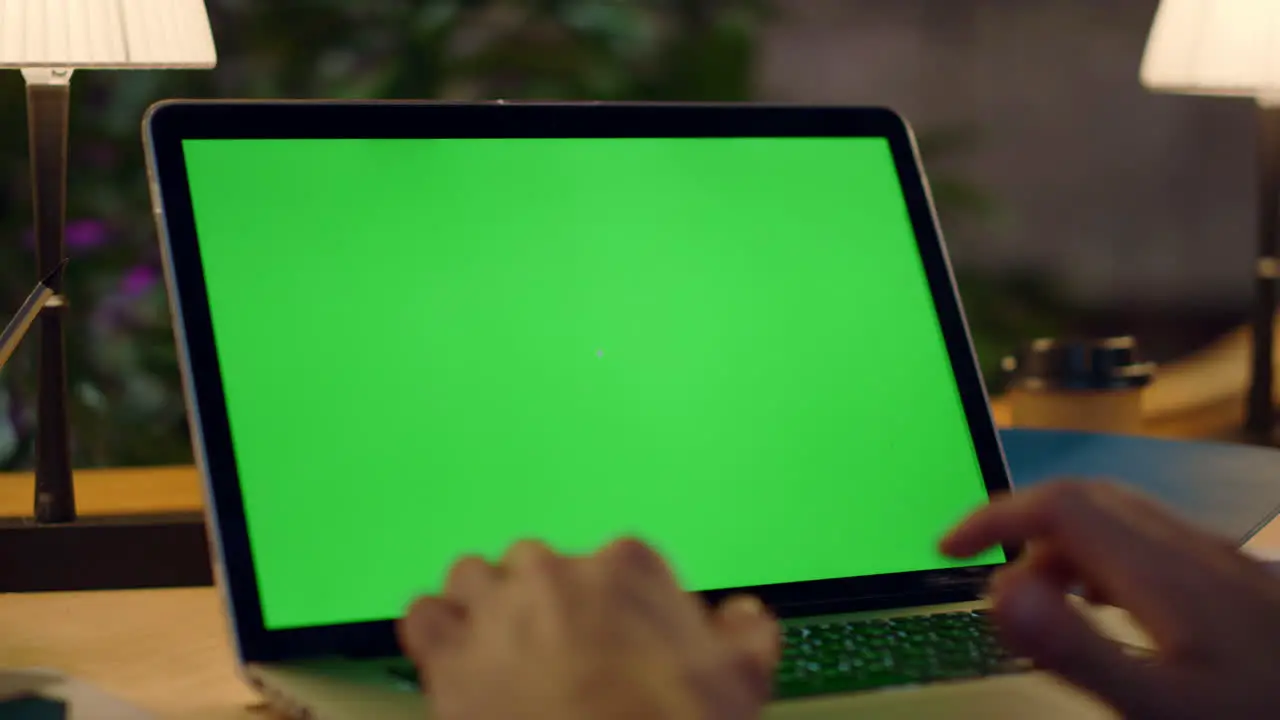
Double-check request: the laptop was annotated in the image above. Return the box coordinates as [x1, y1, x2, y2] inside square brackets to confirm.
[144, 101, 1136, 719]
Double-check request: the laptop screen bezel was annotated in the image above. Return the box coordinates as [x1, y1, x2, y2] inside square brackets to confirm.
[144, 101, 1017, 663]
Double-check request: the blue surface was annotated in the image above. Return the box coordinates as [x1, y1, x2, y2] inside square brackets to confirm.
[999, 429, 1280, 545]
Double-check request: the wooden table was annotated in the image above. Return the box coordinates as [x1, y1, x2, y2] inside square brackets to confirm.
[0, 387, 1234, 520]
[0, 588, 260, 718]
[3, 430, 1279, 718]
[0, 466, 202, 518]
[0, 522, 1276, 718]
[0, 300, 1272, 715]
[0, 466, 246, 717]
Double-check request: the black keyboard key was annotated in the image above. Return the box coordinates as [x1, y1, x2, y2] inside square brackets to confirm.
[775, 610, 1027, 699]
[388, 664, 420, 688]
[387, 609, 1023, 700]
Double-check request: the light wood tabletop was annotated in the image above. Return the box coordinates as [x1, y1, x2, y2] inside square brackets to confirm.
[0, 465, 202, 518]
[2, 416, 1279, 718]
[0, 588, 261, 719]
[0, 400, 1234, 522]
[0, 466, 248, 717]
[0, 291, 1274, 716]
[0, 519, 1277, 718]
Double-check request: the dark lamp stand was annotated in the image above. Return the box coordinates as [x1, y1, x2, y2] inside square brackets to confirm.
[0, 69, 211, 593]
[24, 69, 76, 523]
[1248, 105, 1280, 446]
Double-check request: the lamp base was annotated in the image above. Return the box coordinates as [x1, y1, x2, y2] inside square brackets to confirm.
[1247, 106, 1280, 441]
[1205, 423, 1280, 448]
[0, 513, 212, 592]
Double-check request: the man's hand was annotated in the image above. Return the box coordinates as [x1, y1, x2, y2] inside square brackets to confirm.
[398, 538, 780, 720]
[942, 480, 1280, 720]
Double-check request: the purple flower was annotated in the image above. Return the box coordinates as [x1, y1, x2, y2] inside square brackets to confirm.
[67, 220, 109, 250]
[120, 265, 160, 298]
[20, 219, 110, 251]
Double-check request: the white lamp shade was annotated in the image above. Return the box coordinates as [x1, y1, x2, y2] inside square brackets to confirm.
[0, 0, 216, 69]
[1141, 0, 1280, 101]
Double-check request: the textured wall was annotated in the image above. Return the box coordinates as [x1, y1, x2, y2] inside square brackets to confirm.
[758, 0, 1257, 310]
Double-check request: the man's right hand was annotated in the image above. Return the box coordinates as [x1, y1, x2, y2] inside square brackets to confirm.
[942, 480, 1280, 720]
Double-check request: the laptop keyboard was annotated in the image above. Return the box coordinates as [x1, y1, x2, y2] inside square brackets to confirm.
[776, 609, 1028, 698]
[388, 609, 1028, 699]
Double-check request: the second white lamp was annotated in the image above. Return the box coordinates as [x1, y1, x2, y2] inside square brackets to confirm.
[1141, 0, 1280, 445]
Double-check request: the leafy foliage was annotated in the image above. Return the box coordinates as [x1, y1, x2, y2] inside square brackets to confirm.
[918, 125, 1065, 388]
[0, 0, 771, 469]
[0, 0, 1050, 468]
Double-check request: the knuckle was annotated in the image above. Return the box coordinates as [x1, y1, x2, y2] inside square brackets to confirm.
[452, 554, 488, 573]
[505, 539, 559, 573]
[444, 554, 488, 586]
[399, 597, 459, 656]
[400, 602, 432, 647]
[604, 536, 663, 572]
[615, 535, 657, 559]
[1039, 480, 1096, 521]
[404, 595, 436, 623]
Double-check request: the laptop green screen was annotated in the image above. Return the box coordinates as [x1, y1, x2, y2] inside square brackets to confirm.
[180, 136, 1003, 631]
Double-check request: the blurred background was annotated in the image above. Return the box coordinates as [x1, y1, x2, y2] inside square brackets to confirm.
[0, 0, 1263, 470]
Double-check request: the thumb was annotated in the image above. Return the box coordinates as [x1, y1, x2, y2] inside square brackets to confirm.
[714, 595, 781, 694]
[993, 569, 1163, 716]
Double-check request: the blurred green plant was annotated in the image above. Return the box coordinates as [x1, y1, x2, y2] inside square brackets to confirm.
[918, 125, 1066, 389]
[957, 270, 1067, 390]
[0, 0, 1056, 469]
[0, 0, 772, 469]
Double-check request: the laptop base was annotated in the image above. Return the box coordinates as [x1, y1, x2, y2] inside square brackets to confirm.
[246, 661, 1115, 720]
[246, 603, 1144, 720]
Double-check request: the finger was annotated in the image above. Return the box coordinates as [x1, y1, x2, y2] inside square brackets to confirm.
[713, 595, 781, 696]
[944, 480, 1216, 563]
[398, 596, 467, 680]
[500, 539, 561, 576]
[443, 555, 501, 606]
[1006, 541, 1112, 606]
[941, 481, 1093, 557]
[594, 537, 704, 633]
[939, 481, 1204, 640]
[991, 564, 1166, 718]
[597, 537, 680, 587]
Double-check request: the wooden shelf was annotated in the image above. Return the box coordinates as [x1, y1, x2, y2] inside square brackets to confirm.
[0, 402, 1215, 522]
[0, 466, 202, 519]
[0, 332, 1259, 521]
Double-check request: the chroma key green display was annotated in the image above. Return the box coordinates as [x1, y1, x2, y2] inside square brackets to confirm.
[181, 136, 1003, 630]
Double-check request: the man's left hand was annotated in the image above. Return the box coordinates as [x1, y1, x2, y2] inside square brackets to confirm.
[398, 538, 780, 720]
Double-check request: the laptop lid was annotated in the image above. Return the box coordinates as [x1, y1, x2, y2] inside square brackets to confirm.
[143, 101, 1016, 664]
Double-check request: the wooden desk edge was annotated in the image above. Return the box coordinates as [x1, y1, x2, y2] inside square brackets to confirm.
[0, 466, 203, 517]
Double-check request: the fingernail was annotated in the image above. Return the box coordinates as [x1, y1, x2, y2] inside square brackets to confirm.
[724, 595, 768, 620]
[400, 597, 464, 657]
[727, 597, 780, 662]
